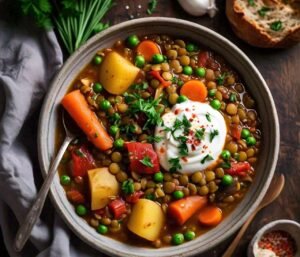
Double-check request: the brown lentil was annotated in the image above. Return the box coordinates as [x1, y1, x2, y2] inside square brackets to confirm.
[111, 152, 122, 162]
[109, 163, 120, 174]
[163, 182, 176, 194]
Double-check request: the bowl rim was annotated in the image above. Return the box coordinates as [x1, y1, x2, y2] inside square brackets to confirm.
[38, 17, 280, 257]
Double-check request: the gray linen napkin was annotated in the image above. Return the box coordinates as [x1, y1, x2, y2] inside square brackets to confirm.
[0, 3, 103, 257]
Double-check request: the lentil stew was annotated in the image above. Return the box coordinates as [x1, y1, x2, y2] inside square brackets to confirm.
[57, 34, 261, 248]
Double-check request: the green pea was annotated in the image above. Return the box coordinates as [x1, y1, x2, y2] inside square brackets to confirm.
[178, 80, 184, 87]
[183, 66, 193, 75]
[135, 55, 145, 68]
[184, 231, 196, 241]
[93, 82, 103, 93]
[246, 136, 256, 146]
[97, 224, 108, 234]
[152, 53, 164, 64]
[153, 172, 164, 183]
[186, 43, 198, 52]
[114, 138, 124, 148]
[109, 125, 119, 136]
[177, 95, 188, 103]
[126, 35, 140, 48]
[76, 205, 87, 216]
[210, 99, 221, 110]
[93, 55, 103, 65]
[222, 174, 233, 186]
[173, 190, 184, 200]
[172, 233, 184, 245]
[60, 175, 71, 186]
[221, 150, 231, 160]
[241, 128, 250, 139]
[208, 89, 217, 97]
[195, 67, 206, 77]
[100, 100, 111, 111]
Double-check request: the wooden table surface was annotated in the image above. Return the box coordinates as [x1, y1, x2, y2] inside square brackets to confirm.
[0, 1, 299, 257]
[106, 1, 300, 257]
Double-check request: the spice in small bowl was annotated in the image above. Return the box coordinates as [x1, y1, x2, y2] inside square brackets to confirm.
[248, 220, 300, 257]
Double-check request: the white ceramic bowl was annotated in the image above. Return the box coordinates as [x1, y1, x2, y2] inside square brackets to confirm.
[38, 17, 280, 257]
[248, 219, 300, 257]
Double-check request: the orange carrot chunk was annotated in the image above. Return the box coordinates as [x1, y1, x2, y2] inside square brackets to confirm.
[180, 80, 208, 102]
[61, 90, 113, 151]
[136, 40, 161, 61]
[168, 196, 207, 225]
[198, 206, 223, 226]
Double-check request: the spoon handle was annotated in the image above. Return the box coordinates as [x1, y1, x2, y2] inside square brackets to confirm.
[222, 209, 259, 257]
[14, 136, 73, 252]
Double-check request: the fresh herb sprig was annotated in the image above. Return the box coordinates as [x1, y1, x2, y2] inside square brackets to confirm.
[147, 0, 157, 14]
[19, 0, 114, 54]
[139, 156, 153, 167]
[169, 157, 182, 172]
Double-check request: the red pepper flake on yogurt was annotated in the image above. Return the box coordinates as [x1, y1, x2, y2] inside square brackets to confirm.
[255, 230, 297, 257]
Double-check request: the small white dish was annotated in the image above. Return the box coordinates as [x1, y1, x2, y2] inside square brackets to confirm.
[248, 219, 300, 257]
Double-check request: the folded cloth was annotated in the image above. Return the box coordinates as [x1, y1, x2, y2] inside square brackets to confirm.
[0, 2, 104, 257]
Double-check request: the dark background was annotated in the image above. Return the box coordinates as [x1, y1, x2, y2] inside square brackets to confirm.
[1, 0, 299, 256]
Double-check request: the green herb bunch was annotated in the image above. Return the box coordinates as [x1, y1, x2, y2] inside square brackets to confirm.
[19, 0, 114, 54]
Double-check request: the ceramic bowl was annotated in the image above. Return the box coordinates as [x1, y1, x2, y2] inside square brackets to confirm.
[248, 219, 300, 257]
[38, 17, 280, 257]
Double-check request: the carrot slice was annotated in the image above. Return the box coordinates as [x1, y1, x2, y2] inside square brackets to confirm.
[168, 196, 207, 225]
[198, 206, 223, 226]
[61, 90, 113, 151]
[136, 40, 161, 61]
[180, 80, 208, 102]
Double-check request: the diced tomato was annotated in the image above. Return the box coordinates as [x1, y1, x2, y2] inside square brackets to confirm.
[71, 145, 95, 177]
[108, 199, 127, 219]
[66, 190, 85, 204]
[125, 191, 144, 204]
[148, 70, 171, 88]
[226, 162, 251, 176]
[231, 125, 242, 140]
[198, 51, 209, 67]
[126, 142, 160, 174]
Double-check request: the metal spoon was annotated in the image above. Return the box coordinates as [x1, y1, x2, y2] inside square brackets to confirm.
[222, 174, 285, 257]
[14, 111, 77, 252]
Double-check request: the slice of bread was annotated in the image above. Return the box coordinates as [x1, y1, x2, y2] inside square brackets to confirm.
[226, 0, 300, 48]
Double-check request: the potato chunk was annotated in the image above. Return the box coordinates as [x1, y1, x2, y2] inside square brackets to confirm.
[127, 199, 165, 241]
[88, 168, 119, 210]
[99, 51, 140, 95]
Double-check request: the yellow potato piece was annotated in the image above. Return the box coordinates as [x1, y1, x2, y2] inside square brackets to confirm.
[127, 199, 165, 241]
[99, 51, 140, 95]
[88, 167, 119, 210]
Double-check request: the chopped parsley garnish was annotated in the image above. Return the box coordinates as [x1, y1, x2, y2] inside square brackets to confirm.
[139, 156, 153, 167]
[195, 128, 205, 140]
[178, 136, 188, 156]
[130, 82, 149, 91]
[182, 115, 191, 134]
[220, 161, 231, 169]
[229, 93, 237, 102]
[125, 93, 162, 129]
[122, 179, 135, 195]
[216, 73, 227, 85]
[164, 115, 191, 136]
[147, 0, 157, 14]
[206, 112, 211, 122]
[258, 6, 271, 17]
[169, 157, 182, 172]
[210, 129, 219, 142]
[147, 135, 163, 143]
[200, 154, 214, 164]
[75, 149, 86, 158]
[248, 0, 256, 6]
[270, 21, 282, 31]
[171, 76, 184, 86]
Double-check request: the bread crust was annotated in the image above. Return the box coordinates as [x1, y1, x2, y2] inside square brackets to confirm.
[226, 0, 300, 48]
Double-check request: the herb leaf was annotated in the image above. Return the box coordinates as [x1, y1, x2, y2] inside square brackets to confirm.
[216, 73, 227, 85]
[195, 128, 205, 140]
[147, 0, 158, 14]
[206, 112, 211, 122]
[258, 6, 271, 17]
[220, 161, 231, 169]
[139, 156, 153, 167]
[248, 0, 256, 6]
[210, 129, 219, 142]
[169, 157, 182, 172]
[200, 154, 214, 164]
[177, 136, 188, 156]
[122, 179, 135, 195]
[75, 149, 86, 158]
[147, 135, 163, 143]
[270, 21, 282, 31]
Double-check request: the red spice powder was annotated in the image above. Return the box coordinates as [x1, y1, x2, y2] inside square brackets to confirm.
[258, 230, 296, 257]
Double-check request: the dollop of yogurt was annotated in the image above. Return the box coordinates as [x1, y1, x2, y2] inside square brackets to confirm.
[155, 100, 227, 174]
